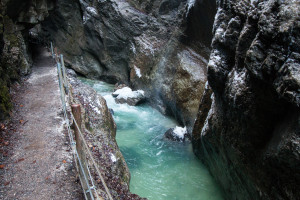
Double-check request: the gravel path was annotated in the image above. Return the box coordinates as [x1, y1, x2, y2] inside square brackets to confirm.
[0, 47, 83, 199]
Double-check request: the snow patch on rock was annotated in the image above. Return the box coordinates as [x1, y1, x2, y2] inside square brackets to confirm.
[110, 153, 117, 163]
[173, 126, 187, 139]
[205, 81, 209, 90]
[112, 87, 145, 106]
[114, 87, 144, 100]
[113, 87, 132, 97]
[134, 65, 142, 78]
[228, 69, 248, 104]
[232, 70, 246, 86]
[86, 7, 98, 16]
[208, 52, 222, 68]
[131, 42, 136, 54]
[83, 7, 98, 23]
[87, 96, 102, 115]
[134, 34, 160, 55]
[187, 0, 196, 13]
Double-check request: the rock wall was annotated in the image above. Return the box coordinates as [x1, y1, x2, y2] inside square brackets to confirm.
[0, 0, 55, 120]
[183, 0, 216, 50]
[37, 0, 216, 131]
[192, 0, 300, 199]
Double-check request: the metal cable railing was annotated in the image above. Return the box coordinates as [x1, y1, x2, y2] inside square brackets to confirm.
[51, 42, 113, 200]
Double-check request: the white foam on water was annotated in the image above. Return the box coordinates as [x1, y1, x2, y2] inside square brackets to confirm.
[78, 77, 225, 200]
[104, 94, 141, 114]
[156, 150, 163, 156]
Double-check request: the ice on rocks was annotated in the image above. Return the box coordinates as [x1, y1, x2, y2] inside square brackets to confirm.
[208, 50, 222, 68]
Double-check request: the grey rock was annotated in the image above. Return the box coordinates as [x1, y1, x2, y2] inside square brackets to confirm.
[38, 0, 216, 133]
[0, 0, 54, 119]
[115, 95, 145, 106]
[68, 75, 146, 199]
[193, 0, 300, 199]
[113, 88, 146, 106]
[164, 127, 190, 142]
[66, 68, 77, 78]
[109, 108, 114, 115]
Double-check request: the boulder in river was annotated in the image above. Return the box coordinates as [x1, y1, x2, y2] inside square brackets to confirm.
[164, 126, 190, 142]
[109, 108, 114, 115]
[113, 87, 146, 106]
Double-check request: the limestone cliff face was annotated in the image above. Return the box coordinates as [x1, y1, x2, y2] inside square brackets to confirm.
[192, 0, 300, 199]
[38, 0, 216, 131]
[0, 0, 55, 119]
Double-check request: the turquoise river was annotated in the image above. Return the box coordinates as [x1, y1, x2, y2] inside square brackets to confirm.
[80, 77, 224, 200]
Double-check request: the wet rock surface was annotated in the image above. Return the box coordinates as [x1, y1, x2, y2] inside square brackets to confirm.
[0, 0, 55, 119]
[68, 70, 146, 200]
[193, 1, 300, 199]
[37, 0, 216, 132]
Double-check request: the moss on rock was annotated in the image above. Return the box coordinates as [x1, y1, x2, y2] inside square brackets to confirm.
[0, 79, 12, 120]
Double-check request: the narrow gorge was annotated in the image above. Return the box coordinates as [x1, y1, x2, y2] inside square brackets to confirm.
[0, 0, 299, 200]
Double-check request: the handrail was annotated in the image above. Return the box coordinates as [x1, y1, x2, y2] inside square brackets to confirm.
[51, 42, 113, 200]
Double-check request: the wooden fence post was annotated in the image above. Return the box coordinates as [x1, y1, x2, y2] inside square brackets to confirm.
[71, 104, 81, 140]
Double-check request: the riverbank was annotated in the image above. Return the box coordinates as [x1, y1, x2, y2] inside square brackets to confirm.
[68, 70, 146, 200]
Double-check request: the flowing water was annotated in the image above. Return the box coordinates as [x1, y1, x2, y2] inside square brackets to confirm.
[79, 77, 224, 200]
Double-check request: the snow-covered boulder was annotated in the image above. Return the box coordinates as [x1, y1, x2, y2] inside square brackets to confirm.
[112, 87, 145, 106]
[113, 83, 127, 93]
[164, 126, 190, 142]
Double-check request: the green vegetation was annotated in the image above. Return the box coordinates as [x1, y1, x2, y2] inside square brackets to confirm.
[0, 15, 24, 120]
